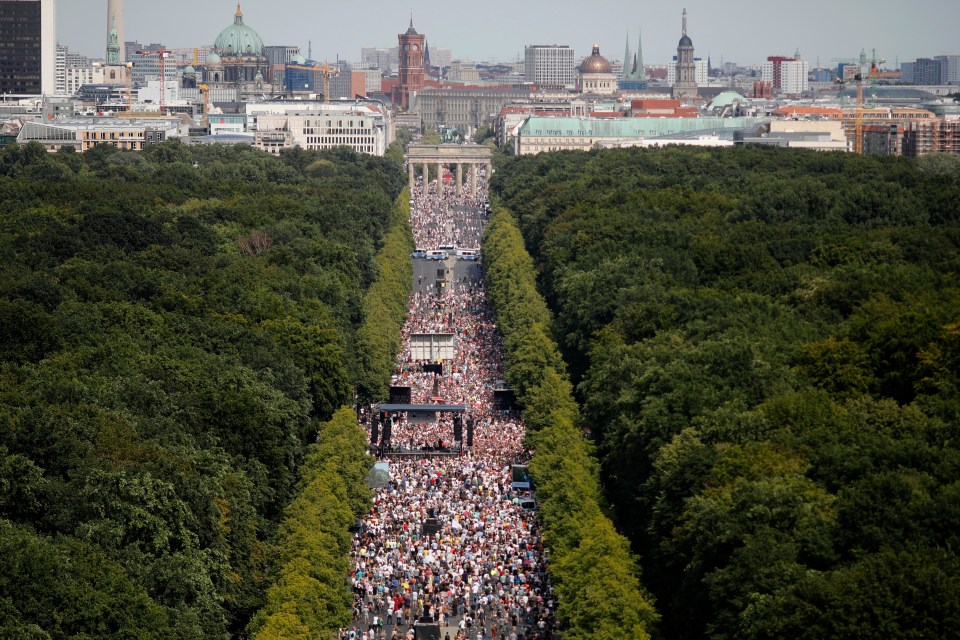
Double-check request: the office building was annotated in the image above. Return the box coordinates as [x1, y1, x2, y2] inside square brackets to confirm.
[418, 86, 571, 132]
[934, 55, 960, 84]
[448, 60, 480, 84]
[0, 0, 56, 95]
[524, 45, 576, 88]
[251, 102, 391, 156]
[360, 46, 399, 74]
[780, 59, 809, 94]
[913, 58, 944, 85]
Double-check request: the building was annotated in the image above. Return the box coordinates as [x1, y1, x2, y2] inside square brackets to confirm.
[515, 115, 766, 154]
[354, 65, 382, 95]
[418, 86, 571, 132]
[129, 48, 178, 86]
[524, 45, 576, 88]
[449, 60, 481, 84]
[773, 106, 843, 120]
[913, 58, 944, 85]
[264, 44, 301, 87]
[393, 18, 426, 110]
[578, 45, 617, 95]
[56, 44, 94, 96]
[204, 3, 278, 101]
[15, 116, 182, 152]
[360, 46, 398, 74]
[780, 59, 809, 94]
[673, 8, 697, 99]
[864, 119, 960, 156]
[630, 99, 697, 118]
[903, 119, 960, 155]
[863, 123, 906, 156]
[0, 0, 56, 95]
[430, 47, 452, 70]
[761, 56, 792, 90]
[666, 57, 707, 87]
[900, 61, 915, 84]
[619, 29, 646, 90]
[934, 55, 960, 84]
[251, 102, 391, 156]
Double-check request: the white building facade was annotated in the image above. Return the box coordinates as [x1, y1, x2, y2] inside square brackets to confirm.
[251, 103, 391, 156]
[780, 60, 809, 94]
[524, 45, 576, 87]
[667, 58, 707, 87]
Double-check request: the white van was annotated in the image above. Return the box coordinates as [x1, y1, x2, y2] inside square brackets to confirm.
[426, 250, 447, 261]
[456, 248, 479, 261]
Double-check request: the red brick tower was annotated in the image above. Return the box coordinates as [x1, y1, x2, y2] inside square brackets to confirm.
[395, 17, 425, 111]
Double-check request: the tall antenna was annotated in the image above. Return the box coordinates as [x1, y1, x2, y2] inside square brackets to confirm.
[308, 40, 312, 61]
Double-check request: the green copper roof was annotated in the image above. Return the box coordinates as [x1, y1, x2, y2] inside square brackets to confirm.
[214, 5, 264, 57]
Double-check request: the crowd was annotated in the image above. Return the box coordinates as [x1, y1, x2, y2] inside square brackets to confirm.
[409, 170, 489, 251]
[342, 167, 556, 640]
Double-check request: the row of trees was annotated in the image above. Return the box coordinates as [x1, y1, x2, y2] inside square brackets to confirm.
[0, 140, 404, 638]
[355, 190, 415, 403]
[490, 146, 960, 639]
[247, 179, 414, 638]
[248, 407, 372, 640]
[482, 208, 658, 640]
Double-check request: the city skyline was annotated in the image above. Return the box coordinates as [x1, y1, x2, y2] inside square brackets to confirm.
[55, 0, 960, 70]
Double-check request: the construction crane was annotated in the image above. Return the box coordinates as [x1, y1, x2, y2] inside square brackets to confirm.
[316, 61, 340, 105]
[136, 48, 173, 113]
[834, 76, 848, 107]
[867, 49, 886, 104]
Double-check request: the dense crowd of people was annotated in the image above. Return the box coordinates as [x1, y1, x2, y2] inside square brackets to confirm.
[343, 167, 556, 640]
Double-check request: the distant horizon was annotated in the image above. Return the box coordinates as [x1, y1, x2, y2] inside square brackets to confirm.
[55, 0, 960, 71]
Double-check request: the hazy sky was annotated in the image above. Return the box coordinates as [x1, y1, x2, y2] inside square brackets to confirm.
[57, 0, 959, 68]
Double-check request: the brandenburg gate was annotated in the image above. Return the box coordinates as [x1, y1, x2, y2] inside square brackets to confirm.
[405, 144, 494, 198]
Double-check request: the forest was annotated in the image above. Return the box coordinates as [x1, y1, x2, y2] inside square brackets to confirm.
[490, 146, 960, 640]
[0, 140, 405, 639]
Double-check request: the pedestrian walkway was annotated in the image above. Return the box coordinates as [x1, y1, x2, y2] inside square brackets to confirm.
[342, 167, 556, 640]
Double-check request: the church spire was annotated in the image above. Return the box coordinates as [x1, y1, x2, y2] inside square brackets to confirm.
[682, 8, 687, 35]
[107, 13, 120, 65]
[622, 30, 631, 81]
[636, 27, 644, 83]
[235, 2, 243, 24]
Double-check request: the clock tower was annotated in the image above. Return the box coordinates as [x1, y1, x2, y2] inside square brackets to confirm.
[395, 17, 426, 111]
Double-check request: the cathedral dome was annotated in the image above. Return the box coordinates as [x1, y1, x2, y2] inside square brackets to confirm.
[678, 34, 693, 48]
[206, 52, 222, 66]
[580, 44, 612, 74]
[214, 3, 265, 57]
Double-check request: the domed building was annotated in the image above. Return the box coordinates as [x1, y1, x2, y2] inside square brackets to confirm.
[673, 8, 698, 99]
[204, 3, 276, 99]
[579, 44, 617, 95]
